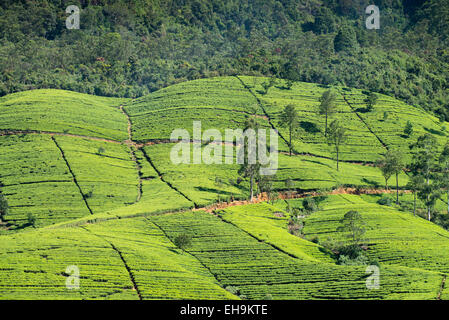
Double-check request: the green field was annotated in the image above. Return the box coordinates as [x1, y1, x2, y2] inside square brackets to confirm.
[0, 77, 448, 300]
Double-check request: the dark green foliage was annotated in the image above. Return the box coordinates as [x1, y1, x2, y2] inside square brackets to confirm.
[379, 150, 404, 204]
[174, 233, 192, 250]
[334, 25, 358, 52]
[338, 244, 363, 260]
[364, 92, 378, 112]
[377, 194, 393, 206]
[337, 210, 366, 245]
[0, 1, 448, 121]
[312, 7, 336, 34]
[404, 121, 414, 137]
[410, 134, 441, 220]
[326, 120, 347, 171]
[238, 116, 260, 201]
[0, 194, 8, 221]
[27, 212, 36, 227]
[318, 90, 337, 137]
[279, 104, 298, 156]
[97, 147, 106, 155]
[302, 198, 317, 213]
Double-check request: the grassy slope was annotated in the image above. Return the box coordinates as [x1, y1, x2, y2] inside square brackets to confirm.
[0, 89, 129, 141]
[150, 211, 443, 300]
[300, 194, 449, 274]
[238, 76, 449, 162]
[0, 217, 236, 300]
[0, 77, 448, 299]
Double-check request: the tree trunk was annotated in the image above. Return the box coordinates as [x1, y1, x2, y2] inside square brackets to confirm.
[289, 126, 292, 156]
[250, 174, 254, 202]
[395, 172, 399, 205]
[426, 176, 430, 221]
[336, 147, 339, 171]
[325, 112, 328, 137]
[413, 192, 416, 216]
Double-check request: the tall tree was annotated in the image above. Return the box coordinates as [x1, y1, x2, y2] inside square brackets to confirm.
[0, 194, 8, 222]
[334, 25, 358, 52]
[318, 90, 337, 137]
[376, 150, 398, 191]
[410, 134, 440, 220]
[364, 92, 378, 112]
[406, 174, 424, 216]
[379, 150, 404, 204]
[404, 120, 414, 137]
[337, 210, 366, 245]
[438, 143, 449, 214]
[327, 120, 347, 171]
[238, 116, 260, 201]
[279, 104, 298, 156]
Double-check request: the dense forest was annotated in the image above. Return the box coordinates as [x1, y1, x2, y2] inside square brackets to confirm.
[0, 0, 448, 119]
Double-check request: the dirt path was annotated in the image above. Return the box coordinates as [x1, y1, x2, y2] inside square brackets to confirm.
[0, 129, 122, 144]
[194, 187, 408, 213]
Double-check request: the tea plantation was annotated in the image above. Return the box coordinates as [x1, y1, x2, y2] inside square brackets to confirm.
[0, 77, 448, 299]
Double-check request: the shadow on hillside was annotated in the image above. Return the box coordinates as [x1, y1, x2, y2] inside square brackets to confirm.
[424, 127, 446, 136]
[3, 221, 33, 232]
[300, 121, 320, 134]
[355, 107, 371, 113]
[361, 178, 380, 187]
[195, 186, 235, 196]
[302, 159, 334, 170]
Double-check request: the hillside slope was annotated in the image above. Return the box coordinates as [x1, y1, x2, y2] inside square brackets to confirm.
[0, 77, 448, 299]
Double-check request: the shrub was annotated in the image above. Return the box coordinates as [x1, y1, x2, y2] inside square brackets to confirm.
[338, 244, 363, 259]
[27, 213, 36, 227]
[404, 121, 413, 137]
[338, 254, 369, 266]
[0, 194, 9, 221]
[310, 236, 319, 244]
[303, 198, 317, 212]
[174, 234, 192, 249]
[97, 147, 106, 155]
[320, 237, 343, 253]
[377, 195, 392, 206]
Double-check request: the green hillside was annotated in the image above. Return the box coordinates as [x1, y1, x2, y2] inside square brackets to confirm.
[0, 76, 448, 300]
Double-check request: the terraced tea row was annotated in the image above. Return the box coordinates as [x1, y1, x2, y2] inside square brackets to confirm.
[0, 134, 90, 230]
[150, 211, 444, 299]
[0, 217, 234, 299]
[299, 194, 449, 274]
[124, 77, 267, 142]
[0, 89, 129, 141]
